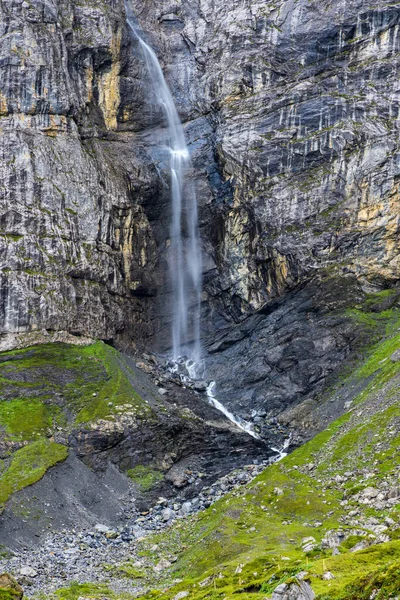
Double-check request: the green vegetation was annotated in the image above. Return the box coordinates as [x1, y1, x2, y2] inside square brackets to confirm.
[0, 439, 68, 510]
[0, 398, 64, 441]
[103, 561, 146, 579]
[0, 574, 22, 600]
[127, 465, 164, 492]
[0, 342, 151, 426]
[0, 342, 152, 510]
[50, 582, 134, 600]
[115, 299, 399, 600]
[0, 590, 21, 600]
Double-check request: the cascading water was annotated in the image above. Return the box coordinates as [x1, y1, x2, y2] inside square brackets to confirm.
[124, 4, 283, 450]
[125, 1, 202, 365]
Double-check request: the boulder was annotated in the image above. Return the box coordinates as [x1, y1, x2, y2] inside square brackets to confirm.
[272, 579, 315, 600]
[301, 536, 317, 553]
[19, 567, 37, 578]
[0, 574, 24, 599]
[161, 508, 176, 522]
[194, 381, 208, 392]
[173, 593, 189, 600]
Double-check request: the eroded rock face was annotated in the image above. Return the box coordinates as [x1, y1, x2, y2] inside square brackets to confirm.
[0, 0, 399, 414]
[131, 0, 400, 326]
[0, 0, 160, 350]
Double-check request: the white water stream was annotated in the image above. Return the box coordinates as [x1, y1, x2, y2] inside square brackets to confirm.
[206, 382, 261, 440]
[125, 1, 202, 364]
[125, 4, 290, 457]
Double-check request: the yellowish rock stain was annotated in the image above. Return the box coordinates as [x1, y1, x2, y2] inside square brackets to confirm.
[0, 92, 8, 116]
[98, 29, 122, 130]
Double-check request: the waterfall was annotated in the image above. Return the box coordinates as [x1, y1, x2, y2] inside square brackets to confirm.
[125, 1, 202, 364]
[206, 382, 260, 440]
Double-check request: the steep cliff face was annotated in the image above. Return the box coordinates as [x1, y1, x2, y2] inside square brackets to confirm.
[0, 0, 399, 421]
[132, 0, 400, 319]
[0, 0, 160, 350]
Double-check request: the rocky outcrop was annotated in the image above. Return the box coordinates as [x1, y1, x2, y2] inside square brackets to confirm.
[272, 580, 315, 600]
[0, 342, 266, 550]
[0, 0, 160, 351]
[0, 574, 23, 599]
[130, 0, 400, 323]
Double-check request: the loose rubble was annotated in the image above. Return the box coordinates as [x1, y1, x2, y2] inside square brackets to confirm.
[0, 459, 275, 597]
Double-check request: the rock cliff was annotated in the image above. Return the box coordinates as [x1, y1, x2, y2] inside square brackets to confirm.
[0, 0, 399, 423]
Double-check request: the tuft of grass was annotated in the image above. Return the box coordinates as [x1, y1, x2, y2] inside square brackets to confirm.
[51, 581, 134, 599]
[127, 465, 164, 492]
[103, 561, 146, 579]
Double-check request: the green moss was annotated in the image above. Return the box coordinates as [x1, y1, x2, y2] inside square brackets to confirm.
[339, 560, 400, 600]
[356, 331, 400, 379]
[0, 342, 152, 426]
[0, 342, 156, 509]
[127, 465, 164, 492]
[0, 234, 23, 243]
[103, 561, 146, 579]
[0, 398, 63, 442]
[0, 591, 20, 600]
[52, 582, 134, 599]
[0, 439, 68, 510]
[0, 593, 15, 600]
[363, 288, 400, 312]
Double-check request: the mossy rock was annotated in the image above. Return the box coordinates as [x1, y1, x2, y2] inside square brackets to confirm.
[0, 574, 23, 600]
[127, 465, 164, 492]
[0, 341, 151, 509]
[0, 439, 68, 510]
[53, 581, 134, 599]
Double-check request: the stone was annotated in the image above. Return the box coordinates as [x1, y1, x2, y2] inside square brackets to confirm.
[154, 559, 172, 572]
[94, 524, 110, 534]
[390, 349, 400, 362]
[173, 592, 189, 600]
[388, 487, 400, 499]
[161, 508, 176, 522]
[180, 502, 192, 515]
[194, 381, 208, 392]
[350, 540, 370, 552]
[301, 536, 317, 553]
[321, 530, 345, 549]
[361, 487, 379, 499]
[19, 566, 37, 578]
[272, 579, 315, 599]
[0, 574, 23, 599]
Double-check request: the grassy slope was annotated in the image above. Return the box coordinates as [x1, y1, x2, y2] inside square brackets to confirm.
[0, 341, 151, 511]
[52, 299, 400, 600]
[131, 308, 399, 600]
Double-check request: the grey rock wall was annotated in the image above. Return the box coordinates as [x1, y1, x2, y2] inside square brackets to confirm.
[0, 0, 160, 350]
[0, 0, 399, 423]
